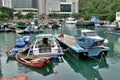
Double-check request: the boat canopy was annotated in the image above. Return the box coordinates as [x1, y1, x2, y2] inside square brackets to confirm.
[81, 29, 98, 36]
[36, 34, 54, 40]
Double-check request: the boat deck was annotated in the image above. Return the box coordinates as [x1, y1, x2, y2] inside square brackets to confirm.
[54, 34, 85, 53]
[33, 37, 64, 56]
[60, 37, 77, 46]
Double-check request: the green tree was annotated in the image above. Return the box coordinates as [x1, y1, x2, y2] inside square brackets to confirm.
[48, 13, 70, 18]
[14, 12, 24, 19]
[78, 0, 120, 21]
[0, 6, 13, 18]
[71, 13, 82, 18]
[0, 12, 9, 19]
[25, 12, 34, 19]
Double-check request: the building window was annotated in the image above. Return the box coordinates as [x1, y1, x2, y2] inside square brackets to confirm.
[61, 0, 66, 2]
[60, 4, 71, 12]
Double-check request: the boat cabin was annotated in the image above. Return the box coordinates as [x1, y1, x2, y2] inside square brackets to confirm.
[33, 34, 63, 56]
[81, 29, 104, 40]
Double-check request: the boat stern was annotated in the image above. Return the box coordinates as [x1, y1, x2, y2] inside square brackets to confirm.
[87, 46, 110, 57]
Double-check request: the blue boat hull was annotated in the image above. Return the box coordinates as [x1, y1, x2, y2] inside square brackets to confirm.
[75, 36, 104, 48]
[105, 30, 120, 35]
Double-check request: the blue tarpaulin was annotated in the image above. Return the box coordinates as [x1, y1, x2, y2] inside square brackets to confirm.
[91, 16, 100, 24]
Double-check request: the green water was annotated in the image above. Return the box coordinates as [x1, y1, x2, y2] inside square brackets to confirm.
[0, 24, 120, 80]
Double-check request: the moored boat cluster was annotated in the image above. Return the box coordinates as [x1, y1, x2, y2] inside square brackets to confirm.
[3, 17, 113, 79]
[6, 34, 64, 68]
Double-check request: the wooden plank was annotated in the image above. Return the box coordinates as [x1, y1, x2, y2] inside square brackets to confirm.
[61, 37, 77, 46]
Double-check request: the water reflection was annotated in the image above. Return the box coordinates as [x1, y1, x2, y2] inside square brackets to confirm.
[1, 25, 119, 80]
[63, 51, 108, 80]
[16, 61, 53, 76]
[0, 55, 3, 77]
[6, 56, 15, 63]
[105, 33, 120, 58]
[65, 24, 76, 35]
[114, 37, 120, 53]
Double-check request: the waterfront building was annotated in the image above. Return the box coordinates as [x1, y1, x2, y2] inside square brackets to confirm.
[13, 0, 32, 8]
[116, 12, 120, 27]
[14, 8, 38, 15]
[39, 0, 78, 15]
[0, 0, 78, 15]
[38, 0, 45, 15]
[0, 0, 2, 6]
[13, 0, 38, 15]
[60, 0, 79, 14]
[1, 0, 13, 8]
[32, 0, 38, 9]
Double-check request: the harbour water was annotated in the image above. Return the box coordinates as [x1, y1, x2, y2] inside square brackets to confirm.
[0, 24, 120, 80]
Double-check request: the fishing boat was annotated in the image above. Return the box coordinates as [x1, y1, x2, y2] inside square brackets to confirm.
[65, 17, 77, 24]
[5, 36, 32, 58]
[80, 29, 108, 45]
[15, 28, 24, 34]
[105, 27, 120, 35]
[32, 34, 64, 57]
[75, 34, 104, 48]
[101, 24, 116, 28]
[54, 34, 110, 59]
[0, 76, 27, 80]
[0, 23, 13, 32]
[15, 45, 53, 68]
[0, 26, 12, 32]
[15, 54, 53, 68]
[16, 22, 28, 29]
[76, 21, 95, 28]
[15, 26, 39, 34]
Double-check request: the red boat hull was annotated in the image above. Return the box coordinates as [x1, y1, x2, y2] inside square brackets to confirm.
[15, 54, 52, 68]
[23, 60, 50, 67]
[0, 76, 27, 80]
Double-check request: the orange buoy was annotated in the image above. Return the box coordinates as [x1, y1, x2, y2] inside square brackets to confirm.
[59, 33, 64, 38]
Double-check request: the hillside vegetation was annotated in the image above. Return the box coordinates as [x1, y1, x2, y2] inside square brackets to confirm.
[78, 0, 120, 21]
